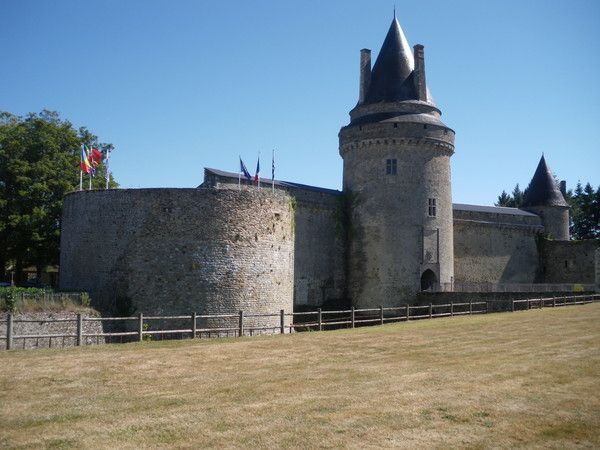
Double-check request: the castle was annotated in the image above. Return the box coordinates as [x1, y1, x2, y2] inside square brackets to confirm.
[60, 17, 599, 324]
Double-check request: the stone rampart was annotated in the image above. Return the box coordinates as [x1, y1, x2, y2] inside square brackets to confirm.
[453, 207, 543, 283]
[60, 189, 295, 330]
[540, 239, 599, 285]
[202, 172, 346, 307]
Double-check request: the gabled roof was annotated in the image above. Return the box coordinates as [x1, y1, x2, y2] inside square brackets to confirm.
[522, 155, 568, 207]
[364, 18, 418, 104]
[453, 203, 538, 217]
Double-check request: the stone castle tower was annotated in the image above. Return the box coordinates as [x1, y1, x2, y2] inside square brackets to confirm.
[339, 17, 456, 307]
[522, 155, 570, 240]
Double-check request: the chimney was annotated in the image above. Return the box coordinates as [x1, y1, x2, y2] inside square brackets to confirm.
[413, 44, 427, 101]
[359, 49, 371, 104]
[559, 180, 567, 197]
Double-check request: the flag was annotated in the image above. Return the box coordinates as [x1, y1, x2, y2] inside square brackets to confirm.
[87, 148, 96, 176]
[271, 150, 275, 181]
[239, 157, 252, 180]
[91, 148, 103, 167]
[80, 146, 92, 174]
[254, 157, 260, 184]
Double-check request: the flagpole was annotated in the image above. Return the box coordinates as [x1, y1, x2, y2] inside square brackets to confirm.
[80, 170, 82, 191]
[105, 149, 110, 190]
[271, 149, 275, 194]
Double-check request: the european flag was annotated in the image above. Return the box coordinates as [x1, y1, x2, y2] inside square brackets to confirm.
[239, 157, 252, 179]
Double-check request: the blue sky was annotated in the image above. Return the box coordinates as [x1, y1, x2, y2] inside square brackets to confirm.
[1, 0, 599, 204]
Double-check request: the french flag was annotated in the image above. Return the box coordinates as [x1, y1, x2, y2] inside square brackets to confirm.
[254, 157, 260, 185]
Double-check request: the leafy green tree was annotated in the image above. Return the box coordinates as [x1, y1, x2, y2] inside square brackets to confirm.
[0, 110, 117, 283]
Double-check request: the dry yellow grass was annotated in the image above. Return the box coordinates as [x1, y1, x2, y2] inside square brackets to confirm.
[1, 304, 599, 449]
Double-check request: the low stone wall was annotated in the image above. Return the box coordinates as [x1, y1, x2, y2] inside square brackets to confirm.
[416, 291, 597, 313]
[0, 310, 104, 350]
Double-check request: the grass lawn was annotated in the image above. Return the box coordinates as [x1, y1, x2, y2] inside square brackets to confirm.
[1, 304, 599, 448]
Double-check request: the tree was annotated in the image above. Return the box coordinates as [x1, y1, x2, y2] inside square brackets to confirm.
[494, 184, 526, 207]
[496, 190, 512, 207]
[0, 110, 117, 283]
[570, 182, 600, 239]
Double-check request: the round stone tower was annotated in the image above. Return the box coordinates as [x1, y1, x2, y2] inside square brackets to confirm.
[339, 17, 455, 307]
[521, 155, 570, 240]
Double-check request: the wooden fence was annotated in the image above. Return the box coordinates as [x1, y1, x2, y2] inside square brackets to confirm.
[1, 294, 598, 351]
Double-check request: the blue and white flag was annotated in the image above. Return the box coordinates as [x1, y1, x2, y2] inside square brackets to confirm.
[239, 157, 252, 180]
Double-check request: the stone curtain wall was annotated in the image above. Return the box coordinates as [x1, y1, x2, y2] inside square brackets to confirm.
[0, 311, 104, 350]
[60, 189, 295, 331]
[288, 189, 346, 307]
[453, 208, 542, 283]
[203, 174, 347, 308]
[540, 239, 600, 285]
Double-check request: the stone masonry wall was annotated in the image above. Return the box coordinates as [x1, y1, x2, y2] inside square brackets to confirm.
[60, 189, 295, 331]
[453, 208, 543, 283]
[539, 239, 599, 285]
[202, 173, 346, 307]
[339, 124, 455, 308]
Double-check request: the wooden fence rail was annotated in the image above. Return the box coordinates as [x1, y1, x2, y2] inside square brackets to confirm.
[1, 294, 598, 351]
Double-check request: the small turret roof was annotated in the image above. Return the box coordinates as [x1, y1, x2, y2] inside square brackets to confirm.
[522, 155, 569, 207]
[364, 18, 418, 104]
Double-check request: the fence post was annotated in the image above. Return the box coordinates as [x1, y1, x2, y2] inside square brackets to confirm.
[552, 297, 556, 308]
[469, 300, 473, 314]
[138, 313, 144, 342]
[191, 312, 197, 339]
[379, 305, 384, 325]
[238, 310, 244, 337]
[406, 304, 410, 321]
[6, 313, 13, 350]
[450, 302, 454, 317]
[280, 309, 285, 334]
[351, 306, 355, 328]
[429, 303, 433, 319]
[511, 299, 515, 312]
[539, 297, 543, 309]
[527, 299, 530, 310]
[76, 313, 83, 346]
[318, 308, 322, 331]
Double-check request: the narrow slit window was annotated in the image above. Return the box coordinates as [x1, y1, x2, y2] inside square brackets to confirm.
[386, 158, 397, 175]
[428, 198, 437, 217]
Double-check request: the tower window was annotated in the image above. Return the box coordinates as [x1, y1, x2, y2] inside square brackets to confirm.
[386, 159, 397, 175]
[428, 198, 437, 217]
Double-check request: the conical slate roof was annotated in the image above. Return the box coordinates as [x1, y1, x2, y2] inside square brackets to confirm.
[364, 18, 418, 103]
[522, 155, 568, 207]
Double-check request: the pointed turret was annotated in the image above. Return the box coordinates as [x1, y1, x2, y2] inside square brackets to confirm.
[364, 18, 417, 104]
[522, 155, 570, 240]
[339, 15, 456, 306]
[523, 155, 568, 207]
[348, 14, 443, 126]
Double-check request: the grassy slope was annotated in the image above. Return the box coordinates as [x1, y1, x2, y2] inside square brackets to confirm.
[1, 304, 599, 449]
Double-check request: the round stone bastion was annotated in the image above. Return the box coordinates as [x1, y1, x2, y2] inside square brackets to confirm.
[60, 188, 295, 332]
